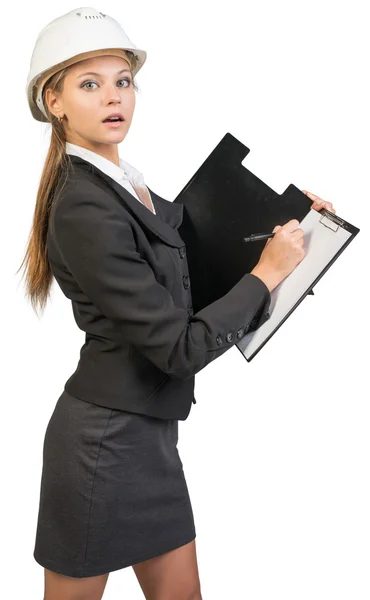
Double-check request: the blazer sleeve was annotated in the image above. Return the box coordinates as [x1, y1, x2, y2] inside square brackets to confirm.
[51, 190, 271, 381]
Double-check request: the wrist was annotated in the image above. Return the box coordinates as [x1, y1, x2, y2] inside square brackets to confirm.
[250, 264, 282, 293]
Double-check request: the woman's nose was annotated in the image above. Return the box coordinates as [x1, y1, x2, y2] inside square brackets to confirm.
[104, 85, 121, 102]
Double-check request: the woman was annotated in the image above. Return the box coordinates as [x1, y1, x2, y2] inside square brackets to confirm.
[21, 7, 335, 599]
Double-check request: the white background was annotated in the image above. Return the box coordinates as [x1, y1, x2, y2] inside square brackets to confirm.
[2, 0, 369, 598]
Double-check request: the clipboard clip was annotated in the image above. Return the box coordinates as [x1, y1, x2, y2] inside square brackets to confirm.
[319, 209, 344, 232]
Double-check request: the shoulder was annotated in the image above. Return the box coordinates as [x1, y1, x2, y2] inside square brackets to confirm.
[51, 167, 128, 225]
[48, 168, 138, 251]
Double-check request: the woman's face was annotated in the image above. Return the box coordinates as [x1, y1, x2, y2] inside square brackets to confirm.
[46, 54, 136, 160]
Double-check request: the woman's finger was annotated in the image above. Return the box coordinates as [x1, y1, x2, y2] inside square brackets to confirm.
[312, 201, 336, 214]
[303, 190, 336, 214]
[302, 190, 319, 200]
[302, 189, 323, 201]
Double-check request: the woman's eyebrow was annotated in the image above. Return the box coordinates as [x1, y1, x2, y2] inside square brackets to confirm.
[77, 69, 131, 78]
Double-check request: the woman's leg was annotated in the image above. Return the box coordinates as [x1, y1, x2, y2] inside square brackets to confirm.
[132, 539, 202, 600]
[43, 568, 109, 600]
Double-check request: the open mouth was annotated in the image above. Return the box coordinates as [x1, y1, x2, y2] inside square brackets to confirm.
[103, 118, 125, 127]
[103, 117, 124, 123]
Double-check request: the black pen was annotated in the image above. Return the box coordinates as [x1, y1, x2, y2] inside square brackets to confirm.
[243, 232, 275, 243]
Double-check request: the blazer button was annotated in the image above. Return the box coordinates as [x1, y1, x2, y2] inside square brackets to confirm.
[237, 328, 244, 339]
[178, 246, 186, 259]
[244, 325, 249, 335]
[226, 332, 233, 343]
[183, 274, 190, 289]
[216, 335, 222, 346]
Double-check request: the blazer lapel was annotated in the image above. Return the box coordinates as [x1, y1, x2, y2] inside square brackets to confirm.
[67, 154, 185, 248]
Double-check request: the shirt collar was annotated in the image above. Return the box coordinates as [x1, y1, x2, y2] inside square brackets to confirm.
[65, 141, 146, 187]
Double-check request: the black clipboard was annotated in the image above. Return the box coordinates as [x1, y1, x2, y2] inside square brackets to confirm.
[237, 207, 359, 360]
[173, 132, 360, 359]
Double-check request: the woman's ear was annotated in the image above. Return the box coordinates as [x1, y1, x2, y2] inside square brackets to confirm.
[44, 87, 63, 119]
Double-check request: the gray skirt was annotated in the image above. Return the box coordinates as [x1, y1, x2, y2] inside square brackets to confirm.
[33, 390, 196, 578]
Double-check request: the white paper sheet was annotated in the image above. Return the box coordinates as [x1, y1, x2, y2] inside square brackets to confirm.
[237, 209, 352, 360]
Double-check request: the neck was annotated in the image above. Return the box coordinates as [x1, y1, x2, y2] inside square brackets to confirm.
[66, 138, 119, 166]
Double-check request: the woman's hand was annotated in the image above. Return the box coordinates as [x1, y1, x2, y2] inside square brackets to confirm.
[302, 189, 336, 214]
[251, 219, 306, 292]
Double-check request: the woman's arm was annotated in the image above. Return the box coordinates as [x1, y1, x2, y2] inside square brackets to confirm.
[51, 189, 271, 381]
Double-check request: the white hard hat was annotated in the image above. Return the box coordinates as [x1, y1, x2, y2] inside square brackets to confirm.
[26, 7, 147, 122]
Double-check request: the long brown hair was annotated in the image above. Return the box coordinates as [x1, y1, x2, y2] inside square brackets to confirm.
[17, 52, 139, 317]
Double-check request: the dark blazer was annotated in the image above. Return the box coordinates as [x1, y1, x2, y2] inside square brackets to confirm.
[47, 154, 271, 420]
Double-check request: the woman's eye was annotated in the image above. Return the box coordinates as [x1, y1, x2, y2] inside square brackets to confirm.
[118, 78, 132, 87]
[81, 78, 132, 90]
[81, 81, 97, 90]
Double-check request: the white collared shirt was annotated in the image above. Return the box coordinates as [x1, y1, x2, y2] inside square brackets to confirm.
[65, 141, 156, 214]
